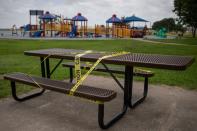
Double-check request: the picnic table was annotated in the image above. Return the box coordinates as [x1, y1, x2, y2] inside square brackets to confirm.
[4, 48, 195, 129]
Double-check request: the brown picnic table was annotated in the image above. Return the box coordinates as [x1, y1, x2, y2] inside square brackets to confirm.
[4, 48, 195, 129]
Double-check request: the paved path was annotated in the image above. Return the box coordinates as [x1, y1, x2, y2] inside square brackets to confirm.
[133, 38, 197, 47]
[0, 75, 197, 131]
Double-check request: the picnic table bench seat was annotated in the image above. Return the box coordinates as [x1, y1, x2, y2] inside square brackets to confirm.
[62, 62, 154, 77]
[4, 72, 123, 129]
[3, 73, 116, 102]
[62, 62, 154, 87]
[3, 48, 195, 129]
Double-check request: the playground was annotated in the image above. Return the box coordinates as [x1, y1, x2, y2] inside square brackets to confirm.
[0, 0, 197, 130]
[5, 10, 153, 39]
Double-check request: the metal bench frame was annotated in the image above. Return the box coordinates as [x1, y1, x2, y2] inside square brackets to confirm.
[5, 57, 130, 129]
[19, 48, 193, 129]
[6, 72, 126, 129]
[63, 62, 153, 108]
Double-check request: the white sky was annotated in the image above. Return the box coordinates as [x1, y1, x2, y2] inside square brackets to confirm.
[0, 0, 176, 28]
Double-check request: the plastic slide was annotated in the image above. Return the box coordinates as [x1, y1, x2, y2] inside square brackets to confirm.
[68, 25, 77, 38]
[32, 31, 43, 37]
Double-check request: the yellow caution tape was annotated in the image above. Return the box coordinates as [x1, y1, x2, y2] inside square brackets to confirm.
[20, 50, 132, 104]
[69, 51, 130, 96]
[134, 68, 152, 73]
[74, 50, 93, 83]
[23, 73, 43, 88]
[19, 54, 53, 89]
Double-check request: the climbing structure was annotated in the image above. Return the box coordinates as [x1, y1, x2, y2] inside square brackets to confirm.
[72, 13, 88, 37]
[123, 15, 148, 38]
[106, 14, 122, 38]
[39, 11, 56, 37]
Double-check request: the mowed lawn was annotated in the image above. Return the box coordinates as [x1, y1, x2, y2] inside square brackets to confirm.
[0, 38, 196, 98]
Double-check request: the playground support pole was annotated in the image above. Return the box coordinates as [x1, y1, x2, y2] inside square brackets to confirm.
[105, 23, 107, 37]
[106, 23, 108, 38]
[84, 22, 85, 37]
[43, 20, 45, 37]
[86, 21, 87, 36]
[29, 11, 31, 37]
[84, 21, 86, 37]
[51, 19, 53, 37]
[36, 13, 38, 30]
[95, 24, 96, 37]
[112, 23, 114, 38]
[86, 21, 88, 36]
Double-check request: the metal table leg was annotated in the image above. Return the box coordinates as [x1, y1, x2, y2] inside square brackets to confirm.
[97, 65, 130, 129]
[125, 66, 148, 108]
[98, 67, 129, 129]
[124, 65, 133, 106]
[40, 57, 46, 77]
[45, 58, 50, 78]
[98, 104, 127, 129]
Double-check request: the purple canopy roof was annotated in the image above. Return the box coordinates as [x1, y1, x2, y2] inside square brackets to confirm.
[72, 13, 88, 21]
[106, 14, 122, 23]
[39, 11, 56, 20]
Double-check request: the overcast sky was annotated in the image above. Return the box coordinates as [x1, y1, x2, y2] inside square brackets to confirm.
[0, 0, 176, 28]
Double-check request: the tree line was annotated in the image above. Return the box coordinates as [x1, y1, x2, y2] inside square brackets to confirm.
[152, 0, 197, 38]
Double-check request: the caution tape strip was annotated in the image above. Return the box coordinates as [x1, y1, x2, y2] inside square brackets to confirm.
[69, 51, 130, 97]
[15, 50, 152, 104]
[74, 50, 93, 83]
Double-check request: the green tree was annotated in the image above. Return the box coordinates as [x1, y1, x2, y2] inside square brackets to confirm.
[173, 0, 197, 38]
[152, 18, 176, 32]
[174, 23, 186, 34]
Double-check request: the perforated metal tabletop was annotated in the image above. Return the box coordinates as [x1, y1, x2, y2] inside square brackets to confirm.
[24, 48, 194, 70]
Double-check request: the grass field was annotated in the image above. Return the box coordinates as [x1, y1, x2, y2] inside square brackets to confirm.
[0, 38, 196, 98]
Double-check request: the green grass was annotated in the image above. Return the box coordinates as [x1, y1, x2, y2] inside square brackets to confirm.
[0, 38, 196, 98]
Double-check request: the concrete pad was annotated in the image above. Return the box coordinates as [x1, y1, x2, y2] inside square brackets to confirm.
[0, 75, 197, 131]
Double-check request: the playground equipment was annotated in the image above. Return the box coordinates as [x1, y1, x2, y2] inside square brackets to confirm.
[154, 27, 167, 38]
[39, 11, 56, 37]
[22, 10, 88, 38]
[114, 27, 131, 38]
[19, 10, 150, 38]
[105, 14, 149, 38]
[60, 18, 72, 37]
[106, 14, 122, 38]
[71, 13, 88, 37]
[29, 10, 44, 37]
[94, 25, 105, 37]
[122, 15, 148, 38]
[11, 25, 18, 36]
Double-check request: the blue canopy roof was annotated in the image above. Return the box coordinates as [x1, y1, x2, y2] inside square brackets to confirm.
[123, 15, 148, 23]
[72, 13, 88, 21]
[106, 14, 122, 23]
[39, 11, 56, 20]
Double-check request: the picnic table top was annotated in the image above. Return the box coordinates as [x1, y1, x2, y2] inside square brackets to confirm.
[24, 48, 195, 70]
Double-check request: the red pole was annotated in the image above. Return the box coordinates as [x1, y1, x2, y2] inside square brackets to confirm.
[51, 19, 53, 37]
